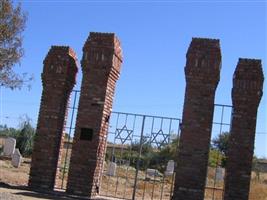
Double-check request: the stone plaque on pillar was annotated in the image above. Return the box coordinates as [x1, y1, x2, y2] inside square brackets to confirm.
[29, 46, 78, 189]
[223, 58, 264, 200]
[173, 38, 221, 200]
[66, 32, 122, 197]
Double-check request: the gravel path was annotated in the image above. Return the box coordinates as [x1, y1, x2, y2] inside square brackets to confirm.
[0, 192, 23, 200]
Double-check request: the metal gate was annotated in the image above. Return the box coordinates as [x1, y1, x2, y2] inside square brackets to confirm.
[100, 112, 181, 200]
[55, 90, 232, 200]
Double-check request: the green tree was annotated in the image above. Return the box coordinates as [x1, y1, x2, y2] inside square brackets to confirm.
[0, 124, 19, 137]
[212, 132, 229, 155]
[16, 117, 35, 156]
[138, 136, 179, 172]
[211, 132, 230, 167]
[0, 0, 31, 89]
[208, 149, 225, 168]
[0, 116, 35, 156]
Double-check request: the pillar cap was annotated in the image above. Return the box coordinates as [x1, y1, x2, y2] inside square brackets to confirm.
[185, 37, 221, 83]
[42, 45, 78, 86]
[81, 32, 123, 74]
[187, 37, 221, 56]
[232, 58, 264, 105]
[83, 32, 123, 62]
[44, 46, 78, 67]
[234, 58, 264, 82]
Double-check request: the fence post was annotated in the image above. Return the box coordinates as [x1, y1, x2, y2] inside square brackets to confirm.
[132, 115, 146, 200]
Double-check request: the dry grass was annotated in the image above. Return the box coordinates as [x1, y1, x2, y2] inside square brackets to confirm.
[249, 182, 267, 200]
[0, 158, 30, 186]
[249, 174, 267, 200]
[100, 165, 174, 200]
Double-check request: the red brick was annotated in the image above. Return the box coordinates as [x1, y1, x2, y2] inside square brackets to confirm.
[66, 32, 122, 197]
[223, 58, 264, 200]
[173, 38, 221, 200]
[28, 46, 78, 189]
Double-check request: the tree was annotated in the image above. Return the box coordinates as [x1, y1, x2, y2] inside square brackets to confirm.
[211, 132, 230, 167]
[212, 132, 230, 155]
[16, 117, 35, 156]
[0, 116, 35, 156]
[0, 124, 19, 137]
[208, 149, 225, 168]
[0, 0, 31, 89]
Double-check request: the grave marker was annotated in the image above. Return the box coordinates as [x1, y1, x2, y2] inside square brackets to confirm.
[165, 160, 175, 176]
[107, 162, 117, 176]
[11, 149, 22, 168]
[3, 137, 16, 157]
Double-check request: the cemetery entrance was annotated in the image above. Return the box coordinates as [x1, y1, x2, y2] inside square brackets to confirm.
[101, 111, 180, 200]
[56, 90, 232, 200]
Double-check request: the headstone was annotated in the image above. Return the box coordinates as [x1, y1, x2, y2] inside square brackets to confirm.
[3, 137, 16, 157]
[11, 149, 22, 168]
[107, 162, 117, 176]
[215, 167, 224, 181]
[125, 160, 130, 166]
[147, 168, 157, 177]
[165, 160, 175, 176]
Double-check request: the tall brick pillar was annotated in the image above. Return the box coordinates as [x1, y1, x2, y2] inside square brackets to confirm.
[223, 59, 264, 200]
[66, 32, 122, 197]
[173, 38, 221, 200]
[29, 46, 78, 189]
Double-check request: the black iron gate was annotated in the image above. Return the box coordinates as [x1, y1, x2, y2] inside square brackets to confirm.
[55, 90, 232, 200]
[101, 112, 181, 200]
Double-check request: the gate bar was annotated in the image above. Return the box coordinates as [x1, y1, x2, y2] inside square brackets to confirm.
[132, 115, 146, 200]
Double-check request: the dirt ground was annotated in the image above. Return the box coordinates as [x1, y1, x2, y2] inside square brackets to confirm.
[0, 186, 121, 200]
[1, 158, 267, 200]
[0, 158, 120, 200]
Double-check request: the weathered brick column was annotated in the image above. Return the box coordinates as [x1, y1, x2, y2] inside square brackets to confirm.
[29, 46, 78, 189]
[223, 58, 264, 200]
[66, 32, 122, 197]
[173, 38, 221, 200]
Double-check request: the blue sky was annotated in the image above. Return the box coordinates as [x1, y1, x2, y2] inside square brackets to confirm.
[1, 1, 266, 157]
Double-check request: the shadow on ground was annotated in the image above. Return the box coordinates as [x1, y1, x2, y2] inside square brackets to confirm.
[0, 182, 118, 200]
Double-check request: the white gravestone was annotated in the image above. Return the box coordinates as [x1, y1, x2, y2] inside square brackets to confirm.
[215, 167, 224, 181]
[147, 168, 158, 176]
[3, 137, 16, 157]
[107, 162, 117, 176]
[165, 160, 175, 176]
[11, 149, 22, 168]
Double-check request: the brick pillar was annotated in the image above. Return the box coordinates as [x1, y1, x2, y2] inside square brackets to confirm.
[223, 58, 264, 200]
[173, 38, 221, 200]
[66, 32, 122, 197]
[29, 46, 78, 189]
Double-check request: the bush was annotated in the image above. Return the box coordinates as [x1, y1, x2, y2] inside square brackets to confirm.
[209, 149, 226, 168]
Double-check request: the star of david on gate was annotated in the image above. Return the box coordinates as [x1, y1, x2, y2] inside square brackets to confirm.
[115, 125, 133, 144]
[151, 129, 170, 148]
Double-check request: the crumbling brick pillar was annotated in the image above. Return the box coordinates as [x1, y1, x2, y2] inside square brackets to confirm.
[29, 46, 78, 189]
[66, 32, 122, 197]
[223, 58, 264, 200]
[173, 38, 221, 200]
